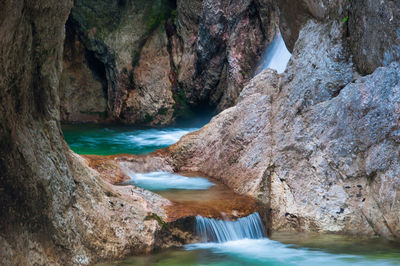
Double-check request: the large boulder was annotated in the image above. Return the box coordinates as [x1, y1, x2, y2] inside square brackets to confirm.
[166, 18, 400, 240]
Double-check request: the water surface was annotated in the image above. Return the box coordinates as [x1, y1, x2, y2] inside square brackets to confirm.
[122, 171, 215, 191]
[63, 124, 201, 155]
[99, 233, 400, 266]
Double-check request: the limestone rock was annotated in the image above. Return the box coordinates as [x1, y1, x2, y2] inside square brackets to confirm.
[64, 0, 178, 125]
[349, 0, 400, 74]
[59, 23, 109, 123]
[167, 19, 400, 240]
[61, 0, 279, 124]
[0, 1, 178, 264]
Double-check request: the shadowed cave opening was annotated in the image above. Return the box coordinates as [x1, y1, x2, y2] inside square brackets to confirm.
[83, 49, 108, 102]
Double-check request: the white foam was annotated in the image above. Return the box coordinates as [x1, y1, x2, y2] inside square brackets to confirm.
[126, 128, 198, 147]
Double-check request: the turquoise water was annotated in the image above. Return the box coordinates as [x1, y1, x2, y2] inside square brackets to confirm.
[64, 123, 400, 266]
[62, 124, 201, 155]
[99, 233, 400, 266]
[122, 171, 215, 191]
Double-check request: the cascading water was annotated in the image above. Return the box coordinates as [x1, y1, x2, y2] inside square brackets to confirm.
[254, 32, 291, 75]
[195, 212, 265, 243]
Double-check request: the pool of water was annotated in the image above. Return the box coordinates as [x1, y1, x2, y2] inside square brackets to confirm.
[62, 124, 201, 155]
[98, 233, 400, 266]
[122, 171, 215, 191]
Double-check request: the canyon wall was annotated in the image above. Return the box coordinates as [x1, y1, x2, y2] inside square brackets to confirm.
[166, 0, 400, 240]
[60, 0, 279, 125]
[0, 1, 181, 265]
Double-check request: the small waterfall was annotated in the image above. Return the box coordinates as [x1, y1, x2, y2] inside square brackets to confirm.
[196, 212, 265, 243]
[254, 32, 291, 75]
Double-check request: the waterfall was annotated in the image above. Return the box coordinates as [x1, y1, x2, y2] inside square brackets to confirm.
[254, 32, 291, 75]
[195, 212, 265, 243]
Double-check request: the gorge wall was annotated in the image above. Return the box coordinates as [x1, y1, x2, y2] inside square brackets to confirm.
[1, 0, 400, 264]
[0, 1, 188, 265]
[60, 0, 279, 125]
[166, 0, 400, 240]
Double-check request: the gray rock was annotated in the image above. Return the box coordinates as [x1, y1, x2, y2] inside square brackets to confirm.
[167, 19, 400, 240]
[349, 0, 400, 74]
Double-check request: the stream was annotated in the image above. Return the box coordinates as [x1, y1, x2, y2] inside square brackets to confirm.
[63, 123, 400, 266]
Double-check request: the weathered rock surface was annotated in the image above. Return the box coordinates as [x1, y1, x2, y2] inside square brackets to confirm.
[349, 0, 400, 74]
[61, 0, 279, 124]
[0, 1, 186, 265]
[166, 17, 400, 240]
[63, 0, 177, 125]
[59, 22, 109, 123]
[277, 0, 347, 52]
[277, 0, 400, 75]
[189, 0, 278, 109]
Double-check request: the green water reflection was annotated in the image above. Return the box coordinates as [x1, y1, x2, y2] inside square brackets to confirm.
[98, 233, 400, 266]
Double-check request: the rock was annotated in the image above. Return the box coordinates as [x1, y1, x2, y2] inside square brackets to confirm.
[61, 0, 279, 124]
[349, 0, 400, 74]
[0, 0, 182, 264]
[64, 0, 178, 125]
[166, 17, 400, 240]
[59, 21, 109, 123]
[191, 0, 279, 110]
[277, 0, 347, 52]
[120, 25, 175, 125]
[277, 0, 400, 75]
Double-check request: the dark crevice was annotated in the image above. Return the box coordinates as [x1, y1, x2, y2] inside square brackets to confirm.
[84, 49, 108, 101]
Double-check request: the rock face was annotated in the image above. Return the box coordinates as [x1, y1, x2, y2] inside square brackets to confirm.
[59, 22, 109, 123]
[187, 0, 278, 109]
[60, 0, 279, 124]
[166, 14, 400, 240]
[278, 0, 400, 75]
[0, 1, 181, 265]
[63, 0, 177, 125]
[349, 0, 400, 74]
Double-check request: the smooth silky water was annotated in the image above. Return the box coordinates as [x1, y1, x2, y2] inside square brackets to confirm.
[63, 124, 201, 155]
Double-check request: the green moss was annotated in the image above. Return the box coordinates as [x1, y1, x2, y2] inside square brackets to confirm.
[145, 213, 167, 229]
